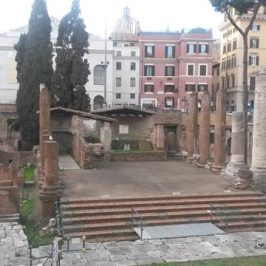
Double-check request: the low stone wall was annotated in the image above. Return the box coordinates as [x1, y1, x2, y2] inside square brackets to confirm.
[110, 151, 167, 162]
[0, 189, 19, 214]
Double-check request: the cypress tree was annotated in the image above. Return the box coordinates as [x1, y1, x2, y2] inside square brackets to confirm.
[53, 0, 90, 111]
[15, 0, 53, 150]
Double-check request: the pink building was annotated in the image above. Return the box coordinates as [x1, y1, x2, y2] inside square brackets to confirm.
[139, 29, 214, 110]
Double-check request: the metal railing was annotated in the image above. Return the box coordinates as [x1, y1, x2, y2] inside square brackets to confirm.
[210, 203, 229, 230]
[131, 208, 145, 239]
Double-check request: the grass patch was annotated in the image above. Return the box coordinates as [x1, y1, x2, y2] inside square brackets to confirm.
[147, 256, 266, 266]
[23, 165, 35, 182]
[20, 187, 55, 247]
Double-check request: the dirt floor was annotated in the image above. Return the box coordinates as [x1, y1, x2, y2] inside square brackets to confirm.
[61, 160, 242, 198]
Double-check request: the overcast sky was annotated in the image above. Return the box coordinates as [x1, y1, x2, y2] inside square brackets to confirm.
[0, 0, 223, 38]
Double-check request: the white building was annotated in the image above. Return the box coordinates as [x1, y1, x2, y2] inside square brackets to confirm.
[111, 7, 140, 107]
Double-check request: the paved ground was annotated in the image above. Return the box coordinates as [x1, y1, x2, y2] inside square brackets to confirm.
[62, 161, 236, 198]
[59, 155, 80, 170]
[0, 222, 29, 266]
[31, 231, 266, 266]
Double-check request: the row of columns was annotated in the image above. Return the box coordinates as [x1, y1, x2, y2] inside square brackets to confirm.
[186, 89, 225, 169]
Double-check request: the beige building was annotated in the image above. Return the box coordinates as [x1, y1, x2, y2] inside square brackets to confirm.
[219, 6, 266, 113]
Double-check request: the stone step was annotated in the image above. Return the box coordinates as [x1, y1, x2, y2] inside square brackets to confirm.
[0, 213, 20, 222]
[219, 220, 266, 229]
[0, 180, 12, 186]
[61, 202, 266, 218]
[61, 195, 266, 210]
[61, 192, 262, 204]
[63, 214, 266, 235]
[64, 228, 137, 240]
[62, 208, 266, 226]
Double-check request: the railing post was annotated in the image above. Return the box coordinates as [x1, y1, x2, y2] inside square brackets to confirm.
[29, 245, 33, 266]
[140, 219, 143, 239]
[67, 237, 70, 252]
[82, 236, 86, 252]
[131, 208, 134, 225]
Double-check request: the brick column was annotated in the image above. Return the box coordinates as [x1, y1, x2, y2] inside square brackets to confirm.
[251, 69, 266, 192]
[39, 84, 51, 166]
[225, 112, 249, 183]
[213, 87, 226, 171]
[39, 140, 60, 219]
[198, 91, 210, 166]
[186, 92, 198, 159]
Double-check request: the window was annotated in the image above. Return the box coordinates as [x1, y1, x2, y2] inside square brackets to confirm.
[249, 54, 259, 66]
[130, 93, 135, 99]
[130, 78, 136, 87]
[130, 62, 136, 70]
[227, 42, 232, 52]
[93, 65, 105, 85]
[197, 84, 208, 92]
[233, 39, 237, 50]
[142, 99, 157, 108]
[187, 64, 194, 76]
[116, 62, 121, 70]
[250, 24, 260, 31]
[145, 44, 155, 57]
[165, 45, 175, 58]
[131, 51, 136, 57]
[223, 45, 226, 54]
[185, 84, 196, 92]
[119, 124, 129, 134]
[187, 43, 197, 54]
[232, 74, 235, 88]
[222, 77, 225, 89]
[232, 54, 237, 67]
[165, 97, 174, 108]
[116, 51, 122, 56]
[199, 65, 207, 76]
[144, 65, 155, 76]
[250, 76, 256, 91]
[116, 93, 121, 99]
[199, 44, 209, 54]
[250, 38, 259, 48]
[144, 84, 154, 92]
[165, 66, 175, 76]
[113, 41, 118, 47]
[164, 85, 175, 93]
[116, 77, 122, 87]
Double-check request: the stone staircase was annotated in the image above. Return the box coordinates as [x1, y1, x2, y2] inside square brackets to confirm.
[139, 140, 153, 151]
[61, 191, 266, 242]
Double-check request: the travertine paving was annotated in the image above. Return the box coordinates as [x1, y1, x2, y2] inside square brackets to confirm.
[0, 222, 29, 266]
[32, 231, 266, 266]
[2, 222, 266, 266]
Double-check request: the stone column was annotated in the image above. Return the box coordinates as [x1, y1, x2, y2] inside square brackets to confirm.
[198, 91, 210, 166]
[100, 122, 112, 153]
[39, 140, 60, 219]
[213, 87, 226, 171]
[155, 125, 165, 151]
[39, 84, 51, 166]
[186, 92, 198, 159]
[251, 69, 266, 192]
[225, 112, 249, 184]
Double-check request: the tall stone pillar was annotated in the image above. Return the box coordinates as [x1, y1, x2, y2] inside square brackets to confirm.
[198, 91, 210, 165]
[39, 140, 60, 219]
[225, 112, 249, 183]
[251, 69, 266, 192]
[39, 84, 51, 166]
[213, 88, 226, 171]
[186, 92, 198, 159]
[100, 122, 112, 153]
[156, 125, 165, 151]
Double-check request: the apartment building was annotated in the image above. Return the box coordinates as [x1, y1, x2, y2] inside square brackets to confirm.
[219, 6, 266, 112]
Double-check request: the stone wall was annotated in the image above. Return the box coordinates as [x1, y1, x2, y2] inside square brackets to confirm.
[110, 151, 167, 161]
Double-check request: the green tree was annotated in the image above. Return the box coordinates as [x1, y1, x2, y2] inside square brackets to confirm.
[15, 0, 53, 150]
[53, 0, 90, 111]
[209, 0, 266, 164]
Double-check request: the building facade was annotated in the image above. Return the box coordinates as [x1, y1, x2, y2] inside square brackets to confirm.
[111, 7, 140, 107]
[219, 6, 266, 113]
[139, 29, 214, 110]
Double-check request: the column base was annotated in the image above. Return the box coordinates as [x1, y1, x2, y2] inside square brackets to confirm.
[225, 161, 250, 188]
[211, 164, 224, 173]
[251, 168, 266, 193]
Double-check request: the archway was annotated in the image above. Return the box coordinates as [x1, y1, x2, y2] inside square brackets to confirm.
[93, 95, 105, 110]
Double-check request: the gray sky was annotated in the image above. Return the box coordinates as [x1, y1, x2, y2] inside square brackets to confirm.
[0, 0, 223, 38]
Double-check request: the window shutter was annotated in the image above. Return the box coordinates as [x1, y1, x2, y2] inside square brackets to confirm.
[258, 25, 261, 30]
[257, 39, 259, 48]
[152, 66, 155, 76]
[152, 46, 155, 57]
[194, 44, 197, 53]
[186, 44, 189, 53]
[249, 56, 252, 65]
[257, 56, 259, 65]
[165, 67, 167, 76]
[250, 39, 252, 48]
[145, 46, 148, 56]
[206, 45, 209, 53]
[165, 46, 168, 57]
[144, 66, 147, 75]
[172, 47, 175, 58]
